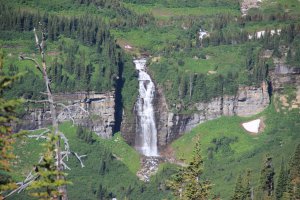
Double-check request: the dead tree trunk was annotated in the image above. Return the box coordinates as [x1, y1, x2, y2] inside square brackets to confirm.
[20, 27, 68, 200]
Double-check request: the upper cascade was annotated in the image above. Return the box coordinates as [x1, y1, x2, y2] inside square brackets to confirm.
[134, 58, 159, 157]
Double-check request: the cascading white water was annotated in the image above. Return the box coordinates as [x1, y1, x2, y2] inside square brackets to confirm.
[134, 58, 159, 157]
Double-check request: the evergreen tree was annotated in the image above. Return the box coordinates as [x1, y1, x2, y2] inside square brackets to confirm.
[260, 155, 275, 198]
[243, 170, 252, 200]
[290, 144, 300, 180]
[232, 174, 244, 200]
[167, 139, 212, 199]
[27, 134, 70, 199]
[281, 174, 294, 200]
[232, 170, 252, 200]
[275, 159, 288, 199]
[288, 144, 300, 199]
[0, 51, 22, 198]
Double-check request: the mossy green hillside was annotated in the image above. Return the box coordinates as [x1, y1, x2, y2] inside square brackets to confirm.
[11, 122, 174, 200]
[171, 104, 300, 198]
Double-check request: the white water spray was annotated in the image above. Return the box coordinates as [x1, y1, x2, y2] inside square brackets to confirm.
[134, 58, 159, 157]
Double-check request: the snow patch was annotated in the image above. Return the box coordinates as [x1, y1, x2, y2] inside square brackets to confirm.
[242, 119, 261, 133]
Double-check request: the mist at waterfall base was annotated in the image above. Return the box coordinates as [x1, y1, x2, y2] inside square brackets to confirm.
[134, 58, 159, 157]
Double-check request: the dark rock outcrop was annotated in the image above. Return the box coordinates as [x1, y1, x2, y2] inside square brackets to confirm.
[18, 92, 115, 138]
[270, 62, 300, 111]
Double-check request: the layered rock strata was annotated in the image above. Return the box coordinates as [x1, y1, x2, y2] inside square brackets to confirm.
[271, 62, 300, 112]
[155, 82, 270, 147]
[18, 92, 115, 138]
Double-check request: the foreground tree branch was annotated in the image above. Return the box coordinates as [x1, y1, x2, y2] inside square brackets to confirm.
[15, 26, 71, 200]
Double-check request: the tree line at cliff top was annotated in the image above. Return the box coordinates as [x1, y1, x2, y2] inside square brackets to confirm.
[150, 14, 300, 110]
[0, 3, 125, 96]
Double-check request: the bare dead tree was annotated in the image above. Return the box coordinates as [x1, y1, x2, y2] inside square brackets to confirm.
[4, 26, 90, 200]
[19, 26, 68, 200]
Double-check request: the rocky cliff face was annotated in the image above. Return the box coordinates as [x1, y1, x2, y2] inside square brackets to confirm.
[19, 62, 299, 149]
[155, 82, 270, 147]
[270, 62, 300, 112]
[18, 92, 115, 138]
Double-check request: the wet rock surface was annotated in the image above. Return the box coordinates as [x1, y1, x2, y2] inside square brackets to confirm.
[137, 156, 162, 182]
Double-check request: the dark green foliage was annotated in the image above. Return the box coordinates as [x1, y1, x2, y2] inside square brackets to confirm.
[275, 159, 288, 200]
[232, 170, 252, 200]
[260, 155, 275, 198]
[167, 140, 212, 199]
[0, 1, 139, 114]
[284, 144, 300, 199]
[76, 125, 95, 144]
[150, 60, 239, 111]
[243, 170, 252, 200]
[208, 136, 238, 157]
[0, 50, 23, 198]
[0, 3, 123, 94]
[74, 0, 155, 29]
[27, 134, 70, 199]
[0, 3, 108, 45]
[289, 144, 300, 184]
[232, 174, 244, 200]
[120, 54, 138, 116]
[4, 67, 45, 100]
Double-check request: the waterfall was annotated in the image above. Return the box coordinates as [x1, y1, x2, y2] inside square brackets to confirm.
[134, 58, 159, 157]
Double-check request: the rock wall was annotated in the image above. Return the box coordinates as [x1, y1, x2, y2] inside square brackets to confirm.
[120, 61, 299, 148]
[155, 82, 270, 147]
[17, 59, 299, 151]
[18, 92, 115, 138]
[270, 63, 300, 112]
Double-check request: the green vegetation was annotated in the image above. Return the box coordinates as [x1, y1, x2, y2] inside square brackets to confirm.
[167, 140, 212, 199]
[60, 123, 141, 174]
[0, 50, 23, 198]
[171, 103, 300, 198]
[259, 155, 275, 198]
[10, 123, 174, 199]
[2, 0, 300, 114]
[1, 0, 300, 199]
[0, 1, 139, 115]
[27, 134, 70, 199]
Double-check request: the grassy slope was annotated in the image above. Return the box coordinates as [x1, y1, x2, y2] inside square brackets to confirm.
[12, 122, 140, 177]
[171, 103, 300, 198]
[59, 123, 141, 173]
[11, 122, 175, 200]
[124, 2, 239, 20]
[150, 44, 248, 74]
[112, 1, 239, 54]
